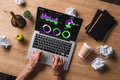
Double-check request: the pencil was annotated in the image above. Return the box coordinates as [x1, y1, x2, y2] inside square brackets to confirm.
[88, 13, 103, 33]
[10, 11, 22, 27]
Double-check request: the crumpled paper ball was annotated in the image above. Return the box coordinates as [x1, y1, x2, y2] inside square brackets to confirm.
[99, 45, 113, 58]
[15, 0, 25, 5]
[0, 35, 10, 48]
[91, 58, 106, 70]
[66, 7, 77, 17]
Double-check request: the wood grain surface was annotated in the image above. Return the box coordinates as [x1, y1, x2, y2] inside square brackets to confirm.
[0, 0, 120, 80]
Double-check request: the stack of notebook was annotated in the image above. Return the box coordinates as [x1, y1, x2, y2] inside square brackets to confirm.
[85, 9, 117, 41]
[100, 0, 120, 5]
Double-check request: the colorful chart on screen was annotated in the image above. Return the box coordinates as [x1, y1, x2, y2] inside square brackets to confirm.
[35, 7, 83, 41]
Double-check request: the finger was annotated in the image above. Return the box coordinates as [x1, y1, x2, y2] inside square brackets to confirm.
[30, 50, 36, 58]
[61, 57, 64, 63]
[54, 56, 59, 65]
[32, 50, 35, 53]
[52, 55, 55, 65]
[33, 50, 39, 57]
[36, 50, 41, 54]
[62, 59, 65, 66]
[39, 50, 43, 56]
[37, 50, 44, 61]
[57, 56, 61, 64]
[35, 50, 40, 58]
[59, 57, 62, 64]
[60, 57, 64, 66]
[35, 50, 42, 56]
[57, 57, 62, 66]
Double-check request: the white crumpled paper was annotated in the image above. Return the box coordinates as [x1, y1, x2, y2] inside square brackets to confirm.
[0, 35, 10, 48]
[66, 7, 77, 17]
[15, 0, 25, 5]
[98, 45, 113, 58]
[91, 58, 106, 70]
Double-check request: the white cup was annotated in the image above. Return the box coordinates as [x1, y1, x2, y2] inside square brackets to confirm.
[78, 43, 93, 59]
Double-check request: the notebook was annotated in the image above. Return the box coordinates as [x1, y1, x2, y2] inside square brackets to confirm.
[85, 9, 116, 41]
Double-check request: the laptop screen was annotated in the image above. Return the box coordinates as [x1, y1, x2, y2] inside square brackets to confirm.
[35, 7, 83, 41]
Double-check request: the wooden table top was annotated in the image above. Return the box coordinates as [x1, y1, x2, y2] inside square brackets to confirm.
[0, 0, 120, 80]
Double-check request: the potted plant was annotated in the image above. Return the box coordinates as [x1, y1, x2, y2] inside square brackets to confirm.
[23, 10, 32, 19]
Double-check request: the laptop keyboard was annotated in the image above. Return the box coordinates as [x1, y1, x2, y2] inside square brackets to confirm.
[32, 33, 72, 57]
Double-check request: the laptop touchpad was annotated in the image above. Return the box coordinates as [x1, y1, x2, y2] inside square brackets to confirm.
[41, 53, 52, 66]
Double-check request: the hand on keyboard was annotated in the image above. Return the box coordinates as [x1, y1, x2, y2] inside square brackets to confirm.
[27, 50, 43, 71]
[52, 55, 65, 76]
[16, 51, 65, 80]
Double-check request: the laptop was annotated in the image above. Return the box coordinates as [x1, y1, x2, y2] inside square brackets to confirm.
[27, 7, 83, 70]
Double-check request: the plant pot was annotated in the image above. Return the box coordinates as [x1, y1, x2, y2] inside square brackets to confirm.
[23, 10, 32, 19]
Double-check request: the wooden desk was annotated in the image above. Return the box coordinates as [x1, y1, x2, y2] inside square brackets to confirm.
[0, 0, 120, 80]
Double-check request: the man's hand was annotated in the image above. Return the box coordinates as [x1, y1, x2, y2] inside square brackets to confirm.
[52, 55, 65, 76]
[27, 50, 43, 71]
[16, 50, 43, 80]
